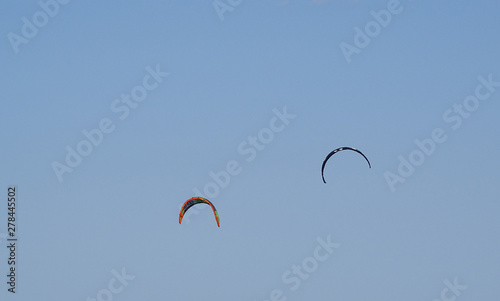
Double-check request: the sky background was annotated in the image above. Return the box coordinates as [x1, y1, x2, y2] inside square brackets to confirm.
[1, 0, 499, 300]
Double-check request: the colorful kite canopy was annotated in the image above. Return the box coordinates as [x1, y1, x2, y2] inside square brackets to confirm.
[179, 197, 220, 227]
[321, 146, 371, 183]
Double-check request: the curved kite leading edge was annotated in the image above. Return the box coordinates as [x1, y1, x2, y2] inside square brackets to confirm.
[179, 197, 220, 227]
[321, 146, 371, 183]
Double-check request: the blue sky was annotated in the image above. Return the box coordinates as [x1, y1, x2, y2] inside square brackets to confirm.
[1, 0, 499, 300]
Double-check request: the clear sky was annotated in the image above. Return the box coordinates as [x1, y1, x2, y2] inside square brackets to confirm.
[1, 0, 499, 300]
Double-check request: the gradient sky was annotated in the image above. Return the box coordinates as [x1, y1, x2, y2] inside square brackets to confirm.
[1, 1, 499, 300]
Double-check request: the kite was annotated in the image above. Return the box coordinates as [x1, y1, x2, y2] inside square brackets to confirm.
[179, 197, 220, 227]
[321, 146, 371, 183]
